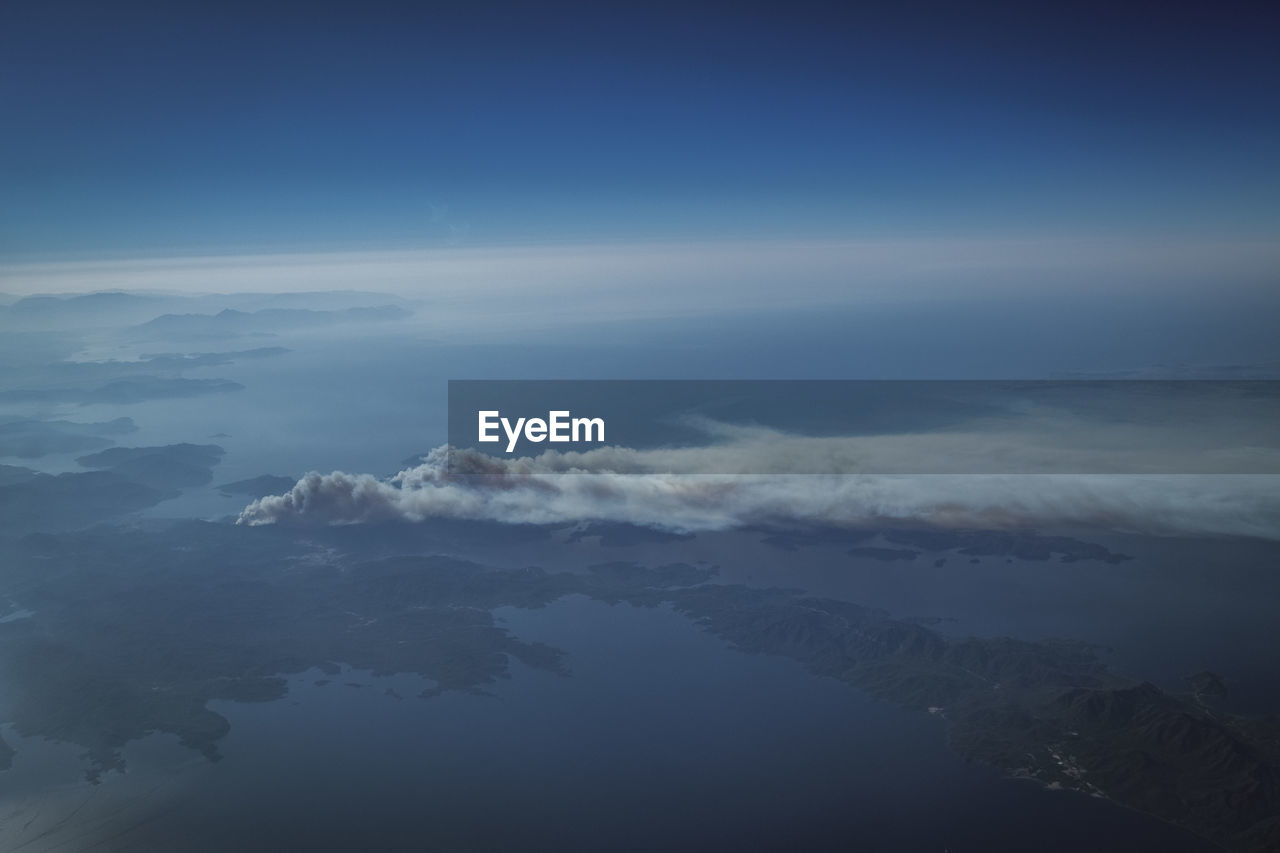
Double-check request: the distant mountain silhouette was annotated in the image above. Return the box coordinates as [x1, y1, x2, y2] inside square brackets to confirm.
[133, 305, 411, 337]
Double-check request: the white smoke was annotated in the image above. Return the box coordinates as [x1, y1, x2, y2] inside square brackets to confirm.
[237, 431, 1280, 539]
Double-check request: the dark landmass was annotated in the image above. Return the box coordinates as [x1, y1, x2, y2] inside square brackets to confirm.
[132, 305, 411, 337]
[762, 525, 1131, 564]
[0, 524, 581, 779]
[0, 445, 225, 534]
[0, 292, 413, 334]
[656, 585, 1276, 852]
[759, 527, 876, 551]
[77, 443, 225, 469]
[881, 529, 1132, 563]
[0, 465, 39, 486]
[1187, 670, 1230, 704]
[848, 546, 919, 562]
[0, 520, 1270, 850]
[0, 468, 166, 533]
[286, 516, 559, 555]
[5, 292, 161, 314]
[1188, 670, 1229, 697]
[217, 474, 299, 498]
[77, 444, 225, 491]
[0, 417, 137, 459]
[566, 521, 697, 547]
[0, 292, 167, 330]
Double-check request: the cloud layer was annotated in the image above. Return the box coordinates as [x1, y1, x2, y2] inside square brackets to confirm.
[8, 239, 1279, 340]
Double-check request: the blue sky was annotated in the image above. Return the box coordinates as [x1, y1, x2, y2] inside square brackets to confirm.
[2, 0, 1278, 259]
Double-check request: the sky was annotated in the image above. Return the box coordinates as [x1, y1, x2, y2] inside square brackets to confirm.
[2, 0, 1278, 261]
